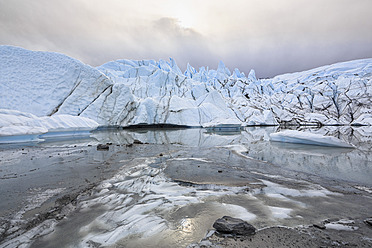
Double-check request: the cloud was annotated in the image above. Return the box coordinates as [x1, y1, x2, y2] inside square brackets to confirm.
[149, 18, 217, 67]
[1, 0, 372, 77]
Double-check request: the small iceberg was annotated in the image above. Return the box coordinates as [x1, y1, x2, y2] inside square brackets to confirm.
[0, 109, 99, 144]
[269, 130, 354, 148]
[0, 126, 47, 143]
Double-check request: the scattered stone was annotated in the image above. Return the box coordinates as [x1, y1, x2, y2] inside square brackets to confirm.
[86, 240, 102, 248]
[213, 216, 256, 236]
[313, 223, 326, 229]
[364, 218, 372, 226]
[97, 144, 109, 150]
[55, 215, 65, 221]
[187, 240, 214, 248]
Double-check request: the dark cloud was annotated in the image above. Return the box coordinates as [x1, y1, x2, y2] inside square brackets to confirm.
[0, 0, 372, 78]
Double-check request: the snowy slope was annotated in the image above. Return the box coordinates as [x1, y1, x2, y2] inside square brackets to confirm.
[0, 45, 112, 117]
[1, 45, 371, 128]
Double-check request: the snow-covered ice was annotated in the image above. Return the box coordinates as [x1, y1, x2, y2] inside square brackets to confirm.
[0, 109, 98, 143]
[1, 45, 371, 132]
[324, 220, 359, 231]
[0, 45, 112, 117]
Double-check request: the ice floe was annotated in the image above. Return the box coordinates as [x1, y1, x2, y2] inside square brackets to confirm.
[269, 130, 354, 148]
[0, 109, 98, 143]
[324, 220, 359, 231]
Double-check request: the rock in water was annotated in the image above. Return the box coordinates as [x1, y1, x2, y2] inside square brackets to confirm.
[97, 144, 109, 150]
[213, 216, 256, 235]
[313, 223, 326, 229]
[364, 218, 372, 226]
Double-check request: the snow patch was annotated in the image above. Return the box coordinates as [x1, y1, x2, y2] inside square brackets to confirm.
[268, 206, 292, 219]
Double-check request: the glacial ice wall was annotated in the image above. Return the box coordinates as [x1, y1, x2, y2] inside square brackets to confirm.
[96, 57, 372, 126]
[0, 46, 112, 117]
[1, 45, 371, 127]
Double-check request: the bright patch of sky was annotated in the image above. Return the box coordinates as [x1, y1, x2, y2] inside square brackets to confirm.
[1, 0, 371, 77]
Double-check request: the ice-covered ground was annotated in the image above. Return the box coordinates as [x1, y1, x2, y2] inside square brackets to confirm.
[1, 45, 371, 132]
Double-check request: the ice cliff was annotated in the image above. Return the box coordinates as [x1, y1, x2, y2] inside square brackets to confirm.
[1, 45, 371, 130]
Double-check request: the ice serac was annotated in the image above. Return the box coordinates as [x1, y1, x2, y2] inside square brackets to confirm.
[184, 63, 197, 79]
[0, 45, 112, 117]
[266, 59, 372, 126]
[0, 45, 371, 128]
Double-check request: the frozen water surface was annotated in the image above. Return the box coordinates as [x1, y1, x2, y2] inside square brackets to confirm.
[0, 127, 371, 247]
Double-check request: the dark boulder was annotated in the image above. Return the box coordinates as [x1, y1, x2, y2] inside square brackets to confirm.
[213, 216, 256, 235]
[313, 223, 326, 229]
[97, 144, 109, 150]
[364, 217, 372, 226]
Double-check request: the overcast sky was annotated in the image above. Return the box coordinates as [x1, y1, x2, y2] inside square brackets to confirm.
[1, 0, 372, 78]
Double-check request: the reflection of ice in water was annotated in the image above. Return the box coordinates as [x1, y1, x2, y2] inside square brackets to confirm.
[71, 156, 336, 247]
[242, 127, 372, 186]
[77, 157, 256, 247]
[3, 126, 372, 247]
[91, 126, 372, 187]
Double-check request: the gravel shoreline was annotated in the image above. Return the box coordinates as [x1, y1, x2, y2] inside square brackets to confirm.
[190, 217, 372, 247]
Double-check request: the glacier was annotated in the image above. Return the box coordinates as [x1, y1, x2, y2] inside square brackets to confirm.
[0, 45, 371, 140]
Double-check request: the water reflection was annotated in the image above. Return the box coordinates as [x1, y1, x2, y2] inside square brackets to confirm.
[179, 218, 194, 233]
[269, 142, 354, 156]
[89, 126, 372, 186]
[6, 126, 371, 248]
